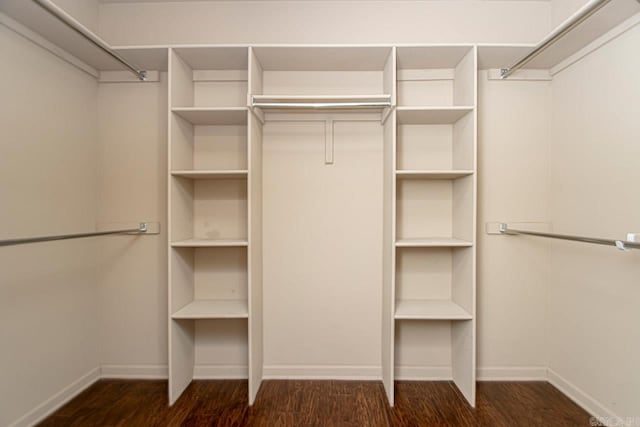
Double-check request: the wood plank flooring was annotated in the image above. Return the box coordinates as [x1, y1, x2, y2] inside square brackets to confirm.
[38, 380, 592, 426]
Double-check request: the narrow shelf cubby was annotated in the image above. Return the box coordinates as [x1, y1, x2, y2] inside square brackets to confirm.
[171, 47, 249, 108]
[394, 247, 473, 320]
[171, 246, 248, 319]
[396, 46, 475, 107]
[396, 108, 474, 174]
[170, 177, 248, 246]
[395, 174, 474, 246]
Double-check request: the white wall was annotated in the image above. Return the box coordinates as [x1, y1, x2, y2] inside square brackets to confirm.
[0, 24, 100, 427]
[96, 76, 169, 377]
[477, 72, 552, 378]
[98, 0, 551, 45]
[548, 23, 640, 420]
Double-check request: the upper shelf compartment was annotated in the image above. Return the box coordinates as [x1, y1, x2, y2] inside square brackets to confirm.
[171, 47, 249, 108]
[249, 46, 395, 116]
[0, 0, 167, 76]
[396, 46, 475, 108]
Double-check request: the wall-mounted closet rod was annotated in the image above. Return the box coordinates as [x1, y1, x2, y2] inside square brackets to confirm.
[0, 223, 149, 247]
[32, 0, 147, 81]
[499, 223, 640, 251]
[252, 101, 392, 109]
[500, 0, 611, 78]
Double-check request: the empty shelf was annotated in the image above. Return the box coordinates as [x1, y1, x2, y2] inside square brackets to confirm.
[171, 170, 248, 180]
[396, 106, 474, 124]
[396, 170, 474, 180]
[172, 107, 248, 125]
[395, 238, 473, 248]
[172, 300, 249, 319]
[395, 300, 472, 320]
[171, 239, 248, 248]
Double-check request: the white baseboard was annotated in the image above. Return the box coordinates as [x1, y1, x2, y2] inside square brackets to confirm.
[101, 364, 168, 379]
[395, 366, 452, 380]
[547, 369, 623, 427]
[263, 365, 382, 380]
[193, 365, 248, 379]
[477, 366, 548, 381]
[8, 367, 100, 427]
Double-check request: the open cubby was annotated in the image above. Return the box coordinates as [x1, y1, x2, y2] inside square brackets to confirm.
[396, 175, 473, 245]
[395, 247, 473, 319]
[396, 46, 475, 107]
[171, 177, 248, 245]
[171, 112, 248, 173]
[171, 47, 249, 108]
[395, 320, 473, 379]
[171, 247, 248, 319]
[396, 110, 474, 172]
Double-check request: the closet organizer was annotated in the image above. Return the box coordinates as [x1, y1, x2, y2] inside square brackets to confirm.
[167, 46, 477, 407]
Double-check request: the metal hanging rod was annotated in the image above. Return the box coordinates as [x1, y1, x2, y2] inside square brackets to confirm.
[500, 0, 612, 79]
[32, 0, 147, 81]
[0, 223, 149, 247]
[499, 223, 640, 251]
[252, 101, 392, 109]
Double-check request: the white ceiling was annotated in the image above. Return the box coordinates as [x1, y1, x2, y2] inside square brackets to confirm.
[99, 0, 550, 3]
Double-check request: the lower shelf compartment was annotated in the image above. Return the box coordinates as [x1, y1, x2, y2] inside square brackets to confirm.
[395, 300, 472, 320]
[172, 299, 249, 319]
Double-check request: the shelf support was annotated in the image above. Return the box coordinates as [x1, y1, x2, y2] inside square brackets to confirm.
[325, 119, 334, 165]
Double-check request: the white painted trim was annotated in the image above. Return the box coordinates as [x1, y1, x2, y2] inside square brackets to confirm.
[0, 11, 98, 79]
[193, 69, 248, 82]
[550, 13, 640, 77]
[263, 365, 382, 380]
[100, 364, 168, 379]
[7, 367, 100, 427]
[394, 366, 452, 381]
[477, 366, 548, 381]
[547, 369, 622, 426]
[193, 365, 248, 379]
[397, 69, 455, 81]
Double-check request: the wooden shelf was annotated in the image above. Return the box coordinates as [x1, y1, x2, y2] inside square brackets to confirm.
[172, 300, 248, 319]
[396, 170, 474, 180]
[171, 170, 248, 180]
[172, 107, 248, 126]
[395, 300, 472, 320]
[395, 238, 473, 248]
[396, 107, 474, 124]
[171, 239, 248, 248]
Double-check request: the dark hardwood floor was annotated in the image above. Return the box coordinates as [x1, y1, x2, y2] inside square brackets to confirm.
[38, 380, 592, 426]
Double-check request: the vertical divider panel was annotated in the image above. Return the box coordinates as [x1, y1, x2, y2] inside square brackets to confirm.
[248, 111, 263, 405]
[168, 48, 196, 405]
[451, 46, 477, 406]
[248, 47, 264, 123]
[248, 46, 264, 405]
[382, 47, 397, 406]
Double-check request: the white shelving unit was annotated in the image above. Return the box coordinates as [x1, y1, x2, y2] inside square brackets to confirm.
[386, 45, 477, 406]
[168, 46, 263, 406]
[167, 44, 476, 410]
